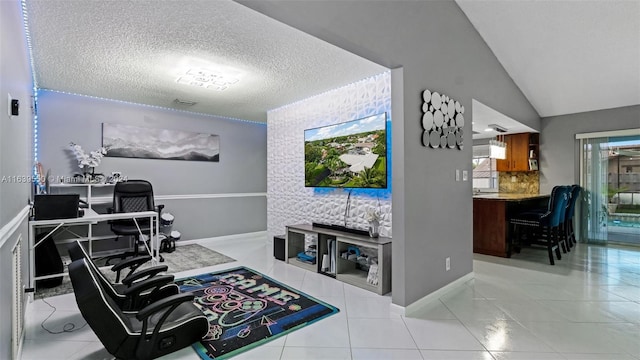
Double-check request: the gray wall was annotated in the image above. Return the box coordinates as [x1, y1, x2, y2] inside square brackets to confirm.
[540, 105, 640, 193]
[0, 1, 34, 358]
[38, 91, 267, 240]
[239, 0, 541, 306]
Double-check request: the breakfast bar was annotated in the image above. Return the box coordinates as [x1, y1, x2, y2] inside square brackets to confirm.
[473, 193, 550, 257]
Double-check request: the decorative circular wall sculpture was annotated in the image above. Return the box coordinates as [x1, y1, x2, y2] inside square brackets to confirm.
[421, 89, 464, 150]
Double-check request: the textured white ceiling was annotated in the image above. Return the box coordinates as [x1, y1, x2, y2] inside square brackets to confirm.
[456, 0, 640, 118]
[24, 0, 386, 122]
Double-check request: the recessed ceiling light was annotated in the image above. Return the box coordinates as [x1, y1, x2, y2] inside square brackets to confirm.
[176, 68, 240, 91]
[484, 128, 493, 132]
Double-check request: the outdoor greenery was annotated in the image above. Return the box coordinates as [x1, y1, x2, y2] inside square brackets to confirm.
[606, 185, 629, 203]
[616, 205, 640, 214]
[305, 130, 386, 188]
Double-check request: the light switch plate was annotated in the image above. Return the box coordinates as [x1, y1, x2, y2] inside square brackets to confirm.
[462, 170, 468, 181]
[455, 169, 460, 182]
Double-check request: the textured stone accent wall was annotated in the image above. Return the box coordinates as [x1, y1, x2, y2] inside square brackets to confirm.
[267, 72, 392, 239]
[499, 171, 540, 194]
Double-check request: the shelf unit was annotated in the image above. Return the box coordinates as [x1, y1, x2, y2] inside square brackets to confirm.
[286, 224, 391, 295]
[527, 133, 540, 171]
[49, 183, 115, 209]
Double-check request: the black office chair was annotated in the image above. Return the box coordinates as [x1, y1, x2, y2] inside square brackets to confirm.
[68, 259, 208, 360]
[108, 180, 165, 264]
[68, 240, 178, 310]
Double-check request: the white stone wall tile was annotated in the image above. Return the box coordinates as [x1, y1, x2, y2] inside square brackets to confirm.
[267, 72, 392, 239]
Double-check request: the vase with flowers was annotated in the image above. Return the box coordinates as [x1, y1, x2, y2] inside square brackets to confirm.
[69, 142, 108, 183]
[366, 207, 382, 238]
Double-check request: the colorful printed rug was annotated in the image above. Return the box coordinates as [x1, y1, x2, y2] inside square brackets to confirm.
[176, 266, 339, 359]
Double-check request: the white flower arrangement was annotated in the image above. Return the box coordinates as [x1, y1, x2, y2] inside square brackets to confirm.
[69, 142, 108, 169]
[366, 207, 382, 238]
[366, 208, 381, 223]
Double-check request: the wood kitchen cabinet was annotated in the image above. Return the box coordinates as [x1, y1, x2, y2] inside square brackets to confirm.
[496, 133, 539, 172]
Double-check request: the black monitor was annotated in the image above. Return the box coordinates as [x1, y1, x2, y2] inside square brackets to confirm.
[33, 194, 80, 220]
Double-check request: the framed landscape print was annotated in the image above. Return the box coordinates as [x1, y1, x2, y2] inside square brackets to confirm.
[102, 123, 219, 162]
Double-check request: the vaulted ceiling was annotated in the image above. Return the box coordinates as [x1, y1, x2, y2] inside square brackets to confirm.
[456, 0, 640, 118]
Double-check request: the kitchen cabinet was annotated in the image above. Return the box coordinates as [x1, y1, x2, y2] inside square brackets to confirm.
[496, 133, 539, 172]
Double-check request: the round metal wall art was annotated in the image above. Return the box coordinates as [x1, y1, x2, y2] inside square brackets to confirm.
[421, 89, 464, 150]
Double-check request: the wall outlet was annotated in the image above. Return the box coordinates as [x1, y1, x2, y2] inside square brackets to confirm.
[455, 169, 460, 182]
[511, 175, 517, 183]
[445, 257, 451, 271]
[462, 170, 468, 181]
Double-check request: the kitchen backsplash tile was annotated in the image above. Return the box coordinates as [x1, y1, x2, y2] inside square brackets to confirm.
[499, 171, 540, 194]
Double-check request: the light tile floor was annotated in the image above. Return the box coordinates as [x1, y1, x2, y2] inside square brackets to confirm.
[21, 235, 640, 360]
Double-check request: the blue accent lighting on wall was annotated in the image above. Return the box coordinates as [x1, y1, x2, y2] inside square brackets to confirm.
[22, 0, 40, 180]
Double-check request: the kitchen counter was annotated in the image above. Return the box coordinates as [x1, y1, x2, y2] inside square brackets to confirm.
[473, 193, 550, 201]
[473, 193, 550, 257]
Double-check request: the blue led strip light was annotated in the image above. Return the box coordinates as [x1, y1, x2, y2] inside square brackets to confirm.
[21, 0, 40, 181]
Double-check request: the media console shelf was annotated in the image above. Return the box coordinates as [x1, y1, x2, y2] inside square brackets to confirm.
[286, 224, 391, 295]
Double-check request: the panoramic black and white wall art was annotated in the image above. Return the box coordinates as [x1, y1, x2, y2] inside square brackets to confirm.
[102, 123, 220, 162]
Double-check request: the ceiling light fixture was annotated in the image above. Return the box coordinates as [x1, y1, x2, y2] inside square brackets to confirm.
[489, 135, 507, 159]
[176, 68, 240, 91]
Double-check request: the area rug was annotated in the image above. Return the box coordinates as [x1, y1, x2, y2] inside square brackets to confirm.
[35, 244, 236, 299]
[176, 266, 339, 360]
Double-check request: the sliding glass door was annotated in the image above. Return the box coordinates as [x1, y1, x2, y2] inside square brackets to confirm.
[580, 137, 609, 243]
[579, 131, 640, 245]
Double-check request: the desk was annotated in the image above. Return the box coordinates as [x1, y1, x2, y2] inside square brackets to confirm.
[28, 209, 159, 290]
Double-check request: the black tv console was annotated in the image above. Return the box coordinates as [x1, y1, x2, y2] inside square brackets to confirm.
[312, 222, 370, 237]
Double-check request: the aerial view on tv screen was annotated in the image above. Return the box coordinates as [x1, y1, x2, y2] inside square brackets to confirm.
[304, 113, 387, 188]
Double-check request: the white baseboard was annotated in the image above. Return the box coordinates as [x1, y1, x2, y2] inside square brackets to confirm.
[390, 272, 475, 317]
[177, 231, 267, 246]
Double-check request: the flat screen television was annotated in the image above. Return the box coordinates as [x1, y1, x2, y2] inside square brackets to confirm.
[304, 113, 387, 188]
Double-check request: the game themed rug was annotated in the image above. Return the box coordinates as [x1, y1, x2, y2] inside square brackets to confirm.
[176, 266, 339, 359]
